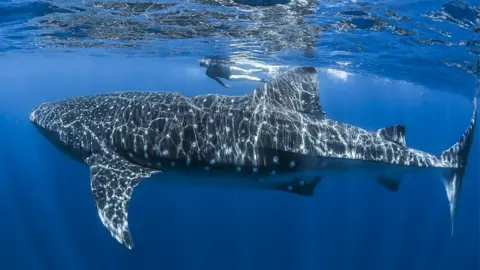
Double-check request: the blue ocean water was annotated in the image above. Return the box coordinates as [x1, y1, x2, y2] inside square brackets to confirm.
[0, 0, 479, 270]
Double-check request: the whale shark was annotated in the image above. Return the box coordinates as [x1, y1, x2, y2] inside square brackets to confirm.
[30, 67, 477, 249]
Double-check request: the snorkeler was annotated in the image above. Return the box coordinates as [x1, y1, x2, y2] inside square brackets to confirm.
[200, 57, 268, 88]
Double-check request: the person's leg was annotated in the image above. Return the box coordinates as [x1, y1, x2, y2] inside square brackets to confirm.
[229, 75, 264, 82]
[232, 66, 265, 74]
[230, 66, 250, 73]
[247, 68, 264, 73]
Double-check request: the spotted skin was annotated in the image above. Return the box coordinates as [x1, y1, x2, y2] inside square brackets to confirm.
[30, 67, 477, 249]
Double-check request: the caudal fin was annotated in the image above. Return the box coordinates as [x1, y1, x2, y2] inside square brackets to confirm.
[439, 97, 477, 233]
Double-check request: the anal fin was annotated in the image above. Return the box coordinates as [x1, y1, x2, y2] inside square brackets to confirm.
[279, 176, 322, 196]
[87, 153, 158, 249]
[376, 177, 402, 191]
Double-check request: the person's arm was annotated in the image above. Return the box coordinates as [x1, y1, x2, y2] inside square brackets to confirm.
[207, 72, 231, 88]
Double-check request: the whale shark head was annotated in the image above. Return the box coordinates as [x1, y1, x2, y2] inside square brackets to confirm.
[30, 100, 88, 162]
[30, 101, 62, 138]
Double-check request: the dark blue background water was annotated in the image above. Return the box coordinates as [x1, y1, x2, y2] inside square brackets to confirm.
[0, 0, 479, 269]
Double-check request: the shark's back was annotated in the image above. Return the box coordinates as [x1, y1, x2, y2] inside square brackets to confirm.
[48, 67, 323, 172]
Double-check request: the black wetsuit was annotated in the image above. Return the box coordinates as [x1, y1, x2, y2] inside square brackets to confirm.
[206, 63, 232, 79]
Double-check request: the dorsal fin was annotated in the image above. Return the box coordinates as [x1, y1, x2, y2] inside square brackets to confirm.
[249, 67, 326, 116]
[377, 125, 407, 146]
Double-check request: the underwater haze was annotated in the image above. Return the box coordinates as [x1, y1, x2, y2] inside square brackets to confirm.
[0, 0, 479, 270]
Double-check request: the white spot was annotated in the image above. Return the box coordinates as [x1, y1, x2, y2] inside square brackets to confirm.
[144, 153, 148, 159]
[273, 156, 279, 163]
[289, 161, 296, 168]
[299, 180, 305, 186]
[170, 161, 176, 167]
[210, 159, 216, 165]
[186, 159, 191, 165]
[192, 142, 197, 147]
[162, 150, 169, 155]
[252, 167, 258, 173]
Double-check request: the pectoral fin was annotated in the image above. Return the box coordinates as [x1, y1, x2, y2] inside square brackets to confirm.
[87, 153, 158, 249]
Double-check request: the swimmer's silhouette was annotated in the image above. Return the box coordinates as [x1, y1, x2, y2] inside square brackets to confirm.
[200, 57, 268, 88]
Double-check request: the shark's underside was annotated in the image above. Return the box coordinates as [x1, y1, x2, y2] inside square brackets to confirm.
[30, 67, 477, 249]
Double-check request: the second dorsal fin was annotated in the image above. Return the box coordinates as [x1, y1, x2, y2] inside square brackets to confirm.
[249, 67, 326, 116]
[377, 125, 407, 146]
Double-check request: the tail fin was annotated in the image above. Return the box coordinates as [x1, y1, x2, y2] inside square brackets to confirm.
[439, 97, 477, 233]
